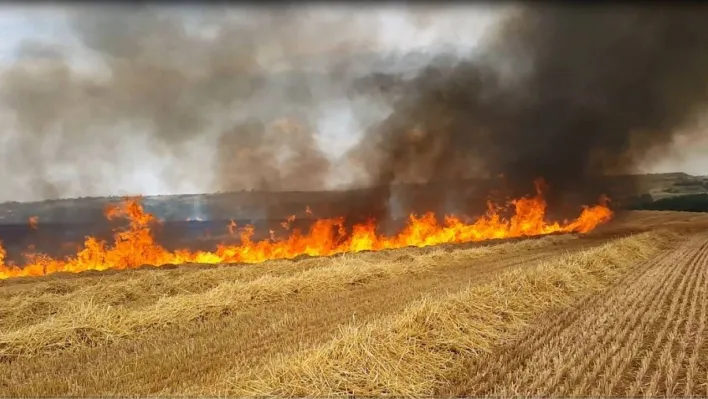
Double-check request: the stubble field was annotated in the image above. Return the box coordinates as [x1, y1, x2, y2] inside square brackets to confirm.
[1, 210, 708, 396]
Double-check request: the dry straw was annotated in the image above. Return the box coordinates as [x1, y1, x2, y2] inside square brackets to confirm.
[0, 234, 569, 359]
[227, 230, 678, 396]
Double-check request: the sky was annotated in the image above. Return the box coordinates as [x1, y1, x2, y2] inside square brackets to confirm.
[0, 5, 501, 70]
[0, 6, 75, 61]
[0, 4, 705, 202]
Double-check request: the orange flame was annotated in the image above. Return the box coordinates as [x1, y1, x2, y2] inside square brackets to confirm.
[28, 216, 39, 230]
[0, 182, 613, 280]
[228, 220, 238, 235]
[0, 241, 6, 267]
[281, 215, 297, 230]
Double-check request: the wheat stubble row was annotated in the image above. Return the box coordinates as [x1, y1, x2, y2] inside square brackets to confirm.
[445, 232, 708, 397]
[0, 235, 583, 357]
[0, 215, 694, 396]
[0, 234, 603, 395]
[0, 234, 582, 331]
[220, 230, 673, 396]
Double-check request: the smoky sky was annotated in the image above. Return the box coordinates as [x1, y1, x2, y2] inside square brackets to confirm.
[0, 4, 415, 202]
[343, 4, 708, 220]
[2, 4, 708, 222]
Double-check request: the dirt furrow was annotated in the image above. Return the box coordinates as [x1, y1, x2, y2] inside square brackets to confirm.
[454, 248, 679, 396]
[444, 232, 707, 397]
[521, 242, 693, 396]
[543, 240, 697, 396]
[599, 242, 708, 396]
[664, 243, 708, 396]
[629, 239, 708, 396]
[679, 261, 708, 395]
[453, 244, 685, 396]
[571, 255, 680, 397]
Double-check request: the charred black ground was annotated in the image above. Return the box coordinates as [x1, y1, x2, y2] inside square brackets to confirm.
[346, 4, 708, 222]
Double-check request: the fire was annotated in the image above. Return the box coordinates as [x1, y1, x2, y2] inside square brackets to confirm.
[281, 215, 297, 230]
[0, 182, 613, 280]
[228, 220, 238, 235]
[28, 216, 39, 230]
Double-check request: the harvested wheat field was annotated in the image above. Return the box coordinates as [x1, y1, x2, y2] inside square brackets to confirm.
[1, 210, 708, 396]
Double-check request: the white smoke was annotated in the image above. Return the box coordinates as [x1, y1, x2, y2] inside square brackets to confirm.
[0, 4, 505, 202]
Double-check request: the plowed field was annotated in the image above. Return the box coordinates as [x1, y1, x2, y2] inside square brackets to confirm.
[1, 210, 707, 396]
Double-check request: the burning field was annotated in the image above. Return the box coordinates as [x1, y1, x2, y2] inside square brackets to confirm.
[0, 180, 613, 280]
[2, 179, 708, 396]
[4, 2, 708, 397]
[7, 179, 708, 397]
[2, 207, 708, 396]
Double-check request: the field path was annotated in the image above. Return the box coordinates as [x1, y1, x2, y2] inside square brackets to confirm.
[444, 232, 708, 397]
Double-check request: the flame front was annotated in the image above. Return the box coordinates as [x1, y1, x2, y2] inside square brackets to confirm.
[28, 216, 39, 230]
[0, 183, 613, 280]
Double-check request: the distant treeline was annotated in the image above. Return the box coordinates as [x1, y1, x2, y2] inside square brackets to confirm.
[632, 194, 708, 212]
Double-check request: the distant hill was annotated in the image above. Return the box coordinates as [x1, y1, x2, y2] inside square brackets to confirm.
[0, 173, 703, 224]
[0, 172, 703, 264]
[634, 193, 708, 213]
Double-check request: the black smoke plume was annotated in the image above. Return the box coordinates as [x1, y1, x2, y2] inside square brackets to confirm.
[347, 4, 708, 222]
[4, 4, 708, 229]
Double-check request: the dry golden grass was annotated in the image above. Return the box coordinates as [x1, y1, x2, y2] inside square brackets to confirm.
[443, 230, 708, 397]
[1, 211, 705, 396]
[0, 234, 573, 360]
[223, 229, 676, 396]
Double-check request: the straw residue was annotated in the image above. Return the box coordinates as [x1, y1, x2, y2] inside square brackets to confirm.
[227, 230, 677, 396]
[0, 235, 564, 358]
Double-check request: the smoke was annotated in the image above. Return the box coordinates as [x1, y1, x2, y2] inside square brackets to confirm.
[0, 4, 403, 202]
[347, 4, 708, 220]
[4, 3, 708, 226]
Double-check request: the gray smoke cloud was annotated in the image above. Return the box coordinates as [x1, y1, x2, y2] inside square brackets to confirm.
[0, 4, 436, 202]
[343, 4, 708, 221]
[3, 3, 707, 225]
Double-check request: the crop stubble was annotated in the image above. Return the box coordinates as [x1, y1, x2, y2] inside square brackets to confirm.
[445, 231, 708, 397]
[0, 210, 704, 396]
[226, 230, 671, 396]
[0, 234, 593, 395]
